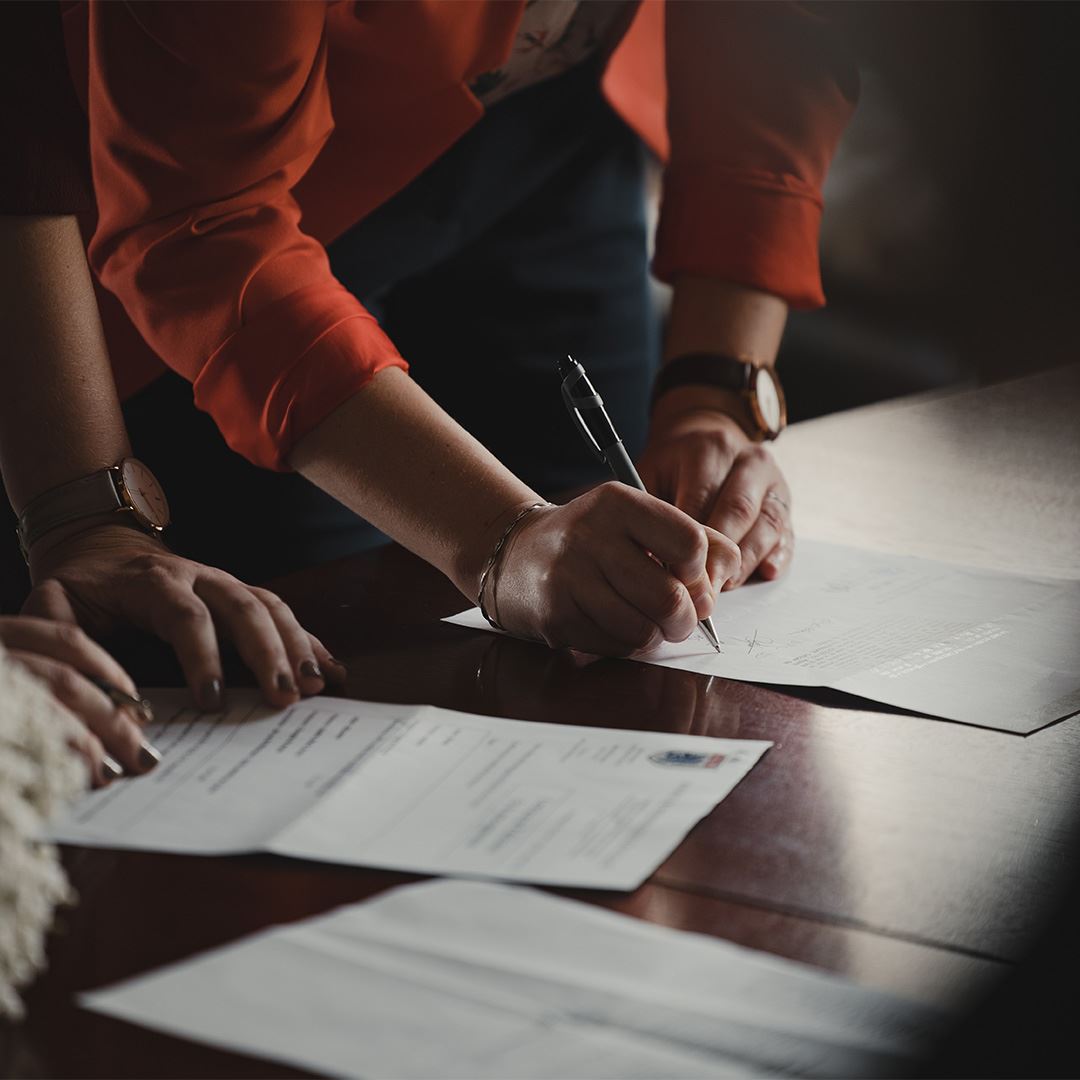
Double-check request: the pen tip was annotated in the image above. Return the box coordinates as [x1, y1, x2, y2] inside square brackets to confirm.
[557, 354, 577, 380]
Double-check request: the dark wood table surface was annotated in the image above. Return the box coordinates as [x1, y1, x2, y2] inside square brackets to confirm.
[12, 365, 1080, 1078]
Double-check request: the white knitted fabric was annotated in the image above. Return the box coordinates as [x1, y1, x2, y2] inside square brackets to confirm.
[0, 643, 85, 1018]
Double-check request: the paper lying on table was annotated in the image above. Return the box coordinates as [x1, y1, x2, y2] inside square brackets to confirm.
[446, 539, 1080, 733]
[81, 878, 948, 1079]
[51, 691, 768, 890]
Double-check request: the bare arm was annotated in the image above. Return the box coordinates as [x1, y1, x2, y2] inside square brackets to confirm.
[0, 215, 342, 756]
[0, 215, 128, 510]
[290, 367, 740, 657]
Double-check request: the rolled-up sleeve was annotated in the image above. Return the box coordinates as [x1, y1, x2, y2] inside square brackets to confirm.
[85, 1, 407, 470]
[654, 1, 858, 309]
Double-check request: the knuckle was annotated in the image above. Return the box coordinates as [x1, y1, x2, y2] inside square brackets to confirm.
[251, 587, 285, 610]
[167, 599, 208, 626]
[758, 501, 785, 532]
[55, 622, 88, 650]
[677, 522, 708, 562]
[723, 492, 759, 527]
[230, 594, 265, 620]
[50, 664, 83, 703]
[742, 443, 773, 467]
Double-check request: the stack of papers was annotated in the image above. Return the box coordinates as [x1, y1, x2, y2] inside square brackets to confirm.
[52, 692, 769, 890]
[82, 879, 948, 1078]
[447, 539, 1080, 733]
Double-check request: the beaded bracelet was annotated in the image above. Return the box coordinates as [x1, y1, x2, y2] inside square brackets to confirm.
[477, 501, 550, 631]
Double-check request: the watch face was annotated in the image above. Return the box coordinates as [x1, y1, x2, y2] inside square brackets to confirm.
[120, 459, 170, 528]
[752, 368, 785, 437]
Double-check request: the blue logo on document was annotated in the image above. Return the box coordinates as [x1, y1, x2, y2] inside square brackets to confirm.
[649, 750, 725, 769]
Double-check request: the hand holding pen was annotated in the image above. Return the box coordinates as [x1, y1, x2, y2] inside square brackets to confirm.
[559, 355, 728, 653]
[473, 360, 740, 657]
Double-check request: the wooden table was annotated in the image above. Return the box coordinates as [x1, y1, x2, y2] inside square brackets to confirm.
[15, 365, 1080, 1078]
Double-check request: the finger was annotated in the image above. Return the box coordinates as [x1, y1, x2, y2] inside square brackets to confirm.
[22, 577, 80, 623]
[602, 485, 713, 611]
[703, 526, 743, 597]
[555, 594, 652, 658]
[140, 583, 227, 712]
[671, 442, 738, 523]
[195, 576, 299, 708]
[0, 614, 138, 698]
[728, 489, 790, 587]
[63, 717, 115, 789]
[758, 525, 795, 581]
[600, 538, 698, 644]
[707, 447, 781, 545]
[574, 572, 666, 654]
[248, 587, 327, 696]
[9, 651, 160, 776]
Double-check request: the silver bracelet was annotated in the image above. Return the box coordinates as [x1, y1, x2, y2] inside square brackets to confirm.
[477, 502, 550, 631]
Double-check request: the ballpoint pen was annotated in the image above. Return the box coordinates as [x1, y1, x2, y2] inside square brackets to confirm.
[558, 354, 723, 654]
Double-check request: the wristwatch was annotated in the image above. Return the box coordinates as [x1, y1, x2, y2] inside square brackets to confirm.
[17, 458, 171, 557]
[651, 353, 787, 441]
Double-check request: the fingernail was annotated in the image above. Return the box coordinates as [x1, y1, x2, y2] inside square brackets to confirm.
[276, 672, 297, 694]
[138, 741, 162, 771]
[102, 754, 124, 780]
[327, 657, 348, 678]
[299, 659, 323, 682]
[201, 677, 224, 711]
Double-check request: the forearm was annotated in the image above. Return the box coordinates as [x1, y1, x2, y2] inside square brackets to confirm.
[0, 215, 130, 513]
[657, 277, 788, 434]
[289, 368, 540, 600]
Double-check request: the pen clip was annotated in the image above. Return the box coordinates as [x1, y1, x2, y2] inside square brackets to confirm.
[561, 377, 606, 461]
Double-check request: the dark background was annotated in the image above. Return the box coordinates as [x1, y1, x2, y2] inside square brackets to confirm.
[777, 1, 1080, 421]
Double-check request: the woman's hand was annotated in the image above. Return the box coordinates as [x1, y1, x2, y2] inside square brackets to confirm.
[24, 524, 345, 712]
[637, 397, 794, 589]
[0, 614, 158, 788]
[485, 483, 741, 656]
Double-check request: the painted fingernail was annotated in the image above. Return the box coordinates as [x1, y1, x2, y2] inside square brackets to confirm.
[102, 754, 124, 780]
[138, 741, 162, 771]
[327, 657, 347, 677]
[201, 677, 224, 711]
[276, 672, 297, 694]
[299, 659, 323, 682]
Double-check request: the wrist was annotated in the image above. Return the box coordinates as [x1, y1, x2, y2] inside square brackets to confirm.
[649, 385, 757, 443]
[451, 494, 547, 603]
[28, 515, 164, 581]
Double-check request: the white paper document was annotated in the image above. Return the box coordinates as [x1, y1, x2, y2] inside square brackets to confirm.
[51, 691, 769, 890]
[446, 539, 1080, 733]
[81, 879, 948, 1078]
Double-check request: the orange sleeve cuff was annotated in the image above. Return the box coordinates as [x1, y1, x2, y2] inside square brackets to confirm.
[194, 282, 408, 471]
[652, 165, 827, 310]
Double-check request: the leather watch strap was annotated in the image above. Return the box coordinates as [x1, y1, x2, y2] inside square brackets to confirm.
[17, 468, 123, 552]
[650, 353, 751, 408]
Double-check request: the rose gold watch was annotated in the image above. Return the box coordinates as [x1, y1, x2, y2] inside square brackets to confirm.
[16, 458, 171, 558]
[651, 353, 788, 441]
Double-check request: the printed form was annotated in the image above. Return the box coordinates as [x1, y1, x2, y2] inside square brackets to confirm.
[81, 879, 947, 1079]
[51, 692, 769, 890]
[447, 539, 1080, 733]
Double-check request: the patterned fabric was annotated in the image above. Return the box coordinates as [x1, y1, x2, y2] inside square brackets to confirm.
[471, 0, 629, 106]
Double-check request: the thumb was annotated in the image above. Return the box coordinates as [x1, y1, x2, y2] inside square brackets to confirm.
[22, 578, 80, 623]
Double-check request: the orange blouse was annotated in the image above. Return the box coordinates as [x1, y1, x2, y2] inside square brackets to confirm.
[64, 1, 855, 470]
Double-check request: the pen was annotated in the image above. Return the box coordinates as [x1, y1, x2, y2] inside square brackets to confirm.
[88, 676, 155, 724]
[558, 354, 722, 654]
